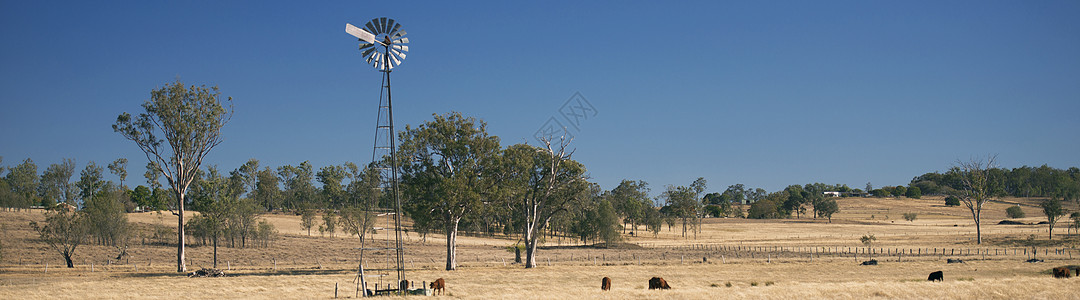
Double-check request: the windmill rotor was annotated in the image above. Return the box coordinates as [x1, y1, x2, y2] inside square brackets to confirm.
[346, 17, 409, 71]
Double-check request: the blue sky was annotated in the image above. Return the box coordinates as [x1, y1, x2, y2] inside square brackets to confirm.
[2, 1, 1078, 196]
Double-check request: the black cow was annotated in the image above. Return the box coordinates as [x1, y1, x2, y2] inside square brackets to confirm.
[648, 277, 670, 290]
[601, 277, 611, 291]
[927, 271, 943, 282]
[860, 259, 878, 265]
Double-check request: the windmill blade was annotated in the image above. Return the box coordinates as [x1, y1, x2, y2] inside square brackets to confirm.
[379, 17, 389, 33]
[392, 45, 409, 53]
[390, 23, 402, 36]
[392, 30, 407, 39]
[386, 19, 397, 35]
[345, 23, 377, 44]
[394, 37, 410, 44]
[359, 43, 374, 51]
[365, 22, 379, 36]
[361, 47, 376, 59]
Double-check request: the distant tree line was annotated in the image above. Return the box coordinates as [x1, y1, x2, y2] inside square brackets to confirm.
[910, 165, 1080, 201]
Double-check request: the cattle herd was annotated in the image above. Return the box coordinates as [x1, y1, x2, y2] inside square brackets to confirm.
[416, 261, 1076, 296]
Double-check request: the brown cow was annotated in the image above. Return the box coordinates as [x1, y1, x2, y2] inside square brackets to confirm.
[648, 277, 670, 290]
[601, 277, 611, 291]
[430, 278, 446, 295]
[1053, 267, 1072, 278]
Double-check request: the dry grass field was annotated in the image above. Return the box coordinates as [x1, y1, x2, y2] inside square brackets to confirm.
[2, 196, 1080, 299]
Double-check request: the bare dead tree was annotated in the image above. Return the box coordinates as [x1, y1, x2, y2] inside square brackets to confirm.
[952, 155, 997, 244]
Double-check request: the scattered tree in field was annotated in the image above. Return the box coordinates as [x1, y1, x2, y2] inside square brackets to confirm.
[319, 210, 337, 238]
[300, 208, 316, 236]
[84, 183, 133, 260]
[608, 180, 651, 233]
[903, 212, 917, 222]
[596, 199, 621, 244]
[501, 139, 591, 268]
[814, 198, 839, 222]
[661, 178, 707, 238]
[113, 80, 233, 272]
[1041, 198, 1065, 240]
[30, 210, 89, 268]
[951, 155, 997, 244]
[1006, 205, 1025, 219]
[339, 205, 376, 244]
[398, 112, 501, 270]
[860, 233, 877, 260]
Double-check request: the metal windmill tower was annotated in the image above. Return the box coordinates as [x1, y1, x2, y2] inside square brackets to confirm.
[345, 17, 409, 295]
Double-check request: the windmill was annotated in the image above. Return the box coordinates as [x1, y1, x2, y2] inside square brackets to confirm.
[345, 17, 409, 296]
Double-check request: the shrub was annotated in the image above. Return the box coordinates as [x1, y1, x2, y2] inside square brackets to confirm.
[1006, 206, 1025, 219]
[944, 196, 960, 206]
[903, 212, 917, 222]
[725, 282, 733, 287]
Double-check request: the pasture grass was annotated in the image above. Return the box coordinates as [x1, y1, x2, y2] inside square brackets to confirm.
[2, 196, 1079, 299]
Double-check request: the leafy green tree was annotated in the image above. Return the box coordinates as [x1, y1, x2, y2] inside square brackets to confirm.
[107, 158, 128, 189]
[905, 186, 922, 199]
[892, 186, 907, 197]
[5, 158, 40, 209]
[278, 162, 315, 210]
[113, 79, 233, 272]
[860, 234, 877, 260]
[500, 140, 591, 268]
[944, 195, 960, 206]
[661, 178, 707, 238]
[782, 185, 808, 218]
[951, 155, 997, 244]
[84, 183, 133, 260]
[1041, 198, 1065, 240]
[608, 180, 650, 233]
[398, 112, 501, 270]
[319, 210, 338, 238]
[39, 159, 77, 207]
[815, 198, 839, 222]
[903, 212, 917, 222]
[1006, 205, 1025, 219]
[300, 208, 316, 236]
[748, 193, 784, 219]
[233, 159, 260, 199]
[316, 165, 349, 209]
[339, 205, 376, 245]
[255, 167, 281, 211]
[76, 162, 106, 207]
[30, 210, 89, 268]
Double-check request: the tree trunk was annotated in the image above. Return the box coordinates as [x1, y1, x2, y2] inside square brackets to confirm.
[445, 219, 459, 270]
[524, 218, 538, 268]
[212, 235, 218, 269]
[64, 253, 74, 268]
[177, 191, 187, 273]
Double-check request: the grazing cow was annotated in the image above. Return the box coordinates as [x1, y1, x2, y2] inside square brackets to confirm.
[648, 277, 670, 290]
[1052, 267, 1072, 278]
[927, 271, 943, 282]
[430, 278, 446, 295]
[946, 258, 965, 264]
[601, 277, 611, 291]
[860, 259, 878, 265]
